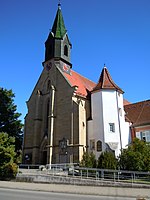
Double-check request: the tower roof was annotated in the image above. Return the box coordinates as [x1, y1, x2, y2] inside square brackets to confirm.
[51, 3, 67, 38]
[92, 66, 124, 93]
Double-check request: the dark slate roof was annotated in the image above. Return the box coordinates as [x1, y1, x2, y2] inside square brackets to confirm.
[124, 100, 150, 127]
[51, 4, 67, 38]
[92, 67, 124, 94]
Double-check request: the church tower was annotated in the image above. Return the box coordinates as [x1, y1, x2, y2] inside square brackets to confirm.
[23, 3, 94, 165]
[44, 3, 72, 67]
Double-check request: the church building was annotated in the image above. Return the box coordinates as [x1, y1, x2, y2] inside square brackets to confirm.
[23, 4, 149, 165]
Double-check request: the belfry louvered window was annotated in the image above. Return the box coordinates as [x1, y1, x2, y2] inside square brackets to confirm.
[64, 45, 68, 56]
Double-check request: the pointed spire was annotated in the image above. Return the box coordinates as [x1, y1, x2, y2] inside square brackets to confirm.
[92, 66, 124, 93]
[51, 3, 67, 38]
[45, 3, 72, 63]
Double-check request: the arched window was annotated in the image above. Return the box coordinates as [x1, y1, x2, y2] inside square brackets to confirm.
[90, 139, 95, 150]
[64, 45, 68, 56]
[97, 140, 102, 152]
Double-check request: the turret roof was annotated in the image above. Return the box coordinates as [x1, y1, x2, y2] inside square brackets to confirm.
[92, 66, 124, 94]
[62, 67, 129, 104]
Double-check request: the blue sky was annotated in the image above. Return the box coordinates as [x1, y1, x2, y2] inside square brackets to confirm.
[0, 0, 150, 122]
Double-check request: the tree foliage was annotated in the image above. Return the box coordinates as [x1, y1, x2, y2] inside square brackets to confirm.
[80, 151, 97, 168]
[0, 132, 18, 179]
[118, 138, 150, 171]
[0, 87, 23, 151]
[97, 151, 118, 169]
[80, 139, 150, 172]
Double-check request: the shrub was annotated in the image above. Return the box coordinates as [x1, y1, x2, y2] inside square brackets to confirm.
[0, 163, 18, 180]
[0, 132, 18, 180]
[97, 151, 118, 170]
[80, 151, 97, 168]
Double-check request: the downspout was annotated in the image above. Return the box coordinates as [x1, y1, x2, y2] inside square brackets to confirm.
[116, 90, 122, 151]
[49, 85, 55, 166]
[130, 125, 136, 141]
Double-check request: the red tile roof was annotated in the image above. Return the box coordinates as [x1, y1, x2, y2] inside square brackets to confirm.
[63, 68, 150, 129]
[124, 100, 150, 127]
[63, 69, 96, 98]
[92, 67, 124, 94]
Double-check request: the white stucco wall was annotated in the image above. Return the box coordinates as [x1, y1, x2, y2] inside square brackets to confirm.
[88, 89, 130, 158]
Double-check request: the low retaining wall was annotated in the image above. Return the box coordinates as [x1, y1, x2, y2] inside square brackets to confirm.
[16, 174, 150, 189]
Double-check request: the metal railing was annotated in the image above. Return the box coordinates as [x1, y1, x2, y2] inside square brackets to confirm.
[18, 163, 150, 185]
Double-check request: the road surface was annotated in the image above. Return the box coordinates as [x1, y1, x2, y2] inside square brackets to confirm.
[0, 188, 135, 200]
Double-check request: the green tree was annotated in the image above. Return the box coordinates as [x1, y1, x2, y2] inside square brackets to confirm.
[0, 132, 18, 179]
[80, 151, 97, 168]
[0, 87, 23, 152]
[97, 151, 118, 169]
[118, 138, 150, 171]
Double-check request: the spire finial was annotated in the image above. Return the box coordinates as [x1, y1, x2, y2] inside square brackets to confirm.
[58, 0, 61, 9]
[104, 63, 106, 68]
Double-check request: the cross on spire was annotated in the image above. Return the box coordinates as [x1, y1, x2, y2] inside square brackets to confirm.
[58, 0, 61, 9]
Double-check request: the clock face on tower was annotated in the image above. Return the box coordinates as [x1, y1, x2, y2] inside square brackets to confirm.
[60, 62, 71, 75]
[46, 62, 52, 71]
[63, 64, 69, 72]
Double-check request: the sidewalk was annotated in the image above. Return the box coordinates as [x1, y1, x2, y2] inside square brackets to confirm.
[0, 180, 149, 198]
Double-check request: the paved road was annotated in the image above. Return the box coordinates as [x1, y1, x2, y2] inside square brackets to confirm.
[0, 188, 135, 200]
[0, 181, 149, 199]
